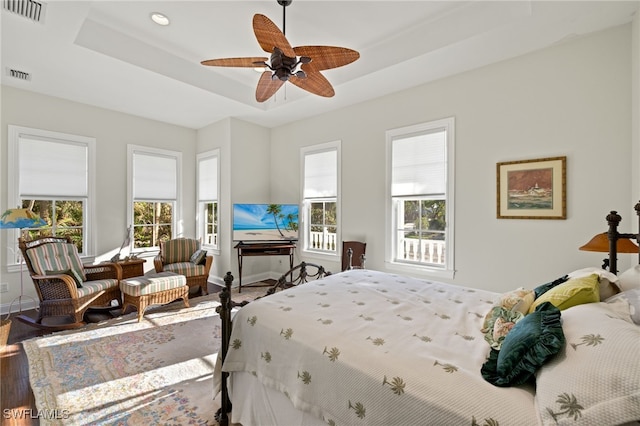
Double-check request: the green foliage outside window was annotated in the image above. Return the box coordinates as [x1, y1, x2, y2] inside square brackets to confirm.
[133, 201, 172, 248]
[22, 199, 84, 252]
[403, 199, 445, 240]
[310, 201, 336, 233]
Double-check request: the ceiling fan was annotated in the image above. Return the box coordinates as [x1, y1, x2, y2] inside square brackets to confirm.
[201, 0, 360, 103]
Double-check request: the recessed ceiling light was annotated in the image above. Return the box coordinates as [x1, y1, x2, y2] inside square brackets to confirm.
[150, 12, 170, 26]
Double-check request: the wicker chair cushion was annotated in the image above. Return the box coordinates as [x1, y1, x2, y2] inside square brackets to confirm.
[120, 272, 187, 297]
[163, 262, 206, 278]
[26, 242, 87, 282]
[77, 279, 119, 298]
[162, 238, 200, 264]
[190, 249, 207, 265]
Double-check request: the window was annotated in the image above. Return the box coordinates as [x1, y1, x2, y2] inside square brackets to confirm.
[197, 150, 219, 251]
[386, 118, 455, 276]
[7, 125, 95, 262]
[128, 145, 181, 250]
[301, 141, 340, 255]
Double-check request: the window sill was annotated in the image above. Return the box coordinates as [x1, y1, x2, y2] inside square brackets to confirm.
[384, 261, 455, 281]
[301, 249, 338, 263]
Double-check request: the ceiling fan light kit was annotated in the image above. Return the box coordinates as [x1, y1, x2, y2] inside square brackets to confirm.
[201, 0, 359, 102]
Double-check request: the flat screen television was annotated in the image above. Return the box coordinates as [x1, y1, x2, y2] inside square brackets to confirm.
[233, 203, 299, 243]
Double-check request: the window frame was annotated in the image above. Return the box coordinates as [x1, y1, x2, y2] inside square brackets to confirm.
[127, 145, 182, 253]
[196, 149, 220, 254]
[7, 125, 96, 268]
[300, 141, 341, 259]
[385, 117, 455, 279]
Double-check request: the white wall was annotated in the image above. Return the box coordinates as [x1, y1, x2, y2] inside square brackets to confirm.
[197, 117, 271, 284]
[633, 14, 640, 207]
[0, 23, 636, 309]
[270, 24, 634, 293]
[0, 87, 197, 308]
[196, 117, 231, 283]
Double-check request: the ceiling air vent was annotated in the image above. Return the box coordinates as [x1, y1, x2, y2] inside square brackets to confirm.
[2, 0, 47, 23]
[6, 68, 31, 81]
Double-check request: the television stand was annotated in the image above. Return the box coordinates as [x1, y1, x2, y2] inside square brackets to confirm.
[235, 242, 296, 292]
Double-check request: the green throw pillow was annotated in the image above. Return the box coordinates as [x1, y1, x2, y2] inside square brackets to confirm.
[45, 268, 83, 288]
[190, 249, 206, 265]
[528, 274, 599, 314]
[481, 302, 565, 387]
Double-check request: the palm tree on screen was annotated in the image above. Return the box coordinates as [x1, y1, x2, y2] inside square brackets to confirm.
[266, 204, 285, 238]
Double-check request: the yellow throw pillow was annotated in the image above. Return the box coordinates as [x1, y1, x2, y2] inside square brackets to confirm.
[528, 274, 600, 314]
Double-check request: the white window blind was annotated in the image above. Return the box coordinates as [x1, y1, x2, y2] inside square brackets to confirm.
[304, 149, 337, 198]
[198, 155, 218, 201]
[133, 151, 177, 200]
[391, 130, 445, 197]
[19, 136, 88, 196]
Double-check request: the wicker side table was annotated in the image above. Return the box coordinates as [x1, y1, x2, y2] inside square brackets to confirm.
[118, 258, 146, 279]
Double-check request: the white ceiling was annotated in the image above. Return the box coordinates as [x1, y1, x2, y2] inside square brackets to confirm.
[2, 1, 638, 129]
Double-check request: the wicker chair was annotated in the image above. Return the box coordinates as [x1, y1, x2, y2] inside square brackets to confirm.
[154, 238, 212, 295]
[18, 236, 122, 331]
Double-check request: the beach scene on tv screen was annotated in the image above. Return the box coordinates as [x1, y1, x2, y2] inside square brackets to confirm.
[233, 204, 299, 241]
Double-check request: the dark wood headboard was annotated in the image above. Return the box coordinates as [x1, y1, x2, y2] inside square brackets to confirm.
[606, 201, 640, 274]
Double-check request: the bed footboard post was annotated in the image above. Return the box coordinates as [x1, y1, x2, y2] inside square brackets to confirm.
[217, 271, 234, 426]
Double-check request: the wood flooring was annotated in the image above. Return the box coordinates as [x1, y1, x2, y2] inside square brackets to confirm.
[1, 309, 45, 426]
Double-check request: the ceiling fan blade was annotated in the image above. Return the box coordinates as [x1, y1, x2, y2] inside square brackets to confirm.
[256, 71, 285, 102]
[293, 46, 360, 71]
[201, 57, 269, 67]
[290, 66, 335, 98]
[253, 14, 296, 58]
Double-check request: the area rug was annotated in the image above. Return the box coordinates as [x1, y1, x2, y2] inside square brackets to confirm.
[22, 286, 266, 426]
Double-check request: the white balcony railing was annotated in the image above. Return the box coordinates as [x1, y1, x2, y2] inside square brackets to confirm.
[309, 230, 338, 251]
[309, 231, 445, 265]
[398, 238, 445, 265]
[204, 233, 218, 247]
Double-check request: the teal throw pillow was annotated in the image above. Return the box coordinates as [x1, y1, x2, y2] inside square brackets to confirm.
[190, 249, 207, 265]
[533, 275, 569, 299]
[46, 268, 83, 288]
[481, 302, 564, 387]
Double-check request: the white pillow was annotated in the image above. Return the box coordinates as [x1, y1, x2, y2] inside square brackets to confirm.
[567, 267, 620, 300]
[606, 288, 640, 325]
[617, 265, 640, 291]
[535, 302, 640, 425]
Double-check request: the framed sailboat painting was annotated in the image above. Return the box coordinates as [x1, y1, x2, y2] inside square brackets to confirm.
[497, 156, 566, 219]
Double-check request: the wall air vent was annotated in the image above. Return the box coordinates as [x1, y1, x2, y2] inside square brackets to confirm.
[2, 0, 47, 23]
[6, 68, 31, 81]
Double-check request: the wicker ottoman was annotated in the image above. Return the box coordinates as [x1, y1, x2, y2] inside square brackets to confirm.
[120, 272, 189, 322]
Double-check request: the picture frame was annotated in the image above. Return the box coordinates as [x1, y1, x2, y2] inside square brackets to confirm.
[497, 156, 566, 219]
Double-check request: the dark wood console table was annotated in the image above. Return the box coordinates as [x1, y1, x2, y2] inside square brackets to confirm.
[235, 242, 295, 292]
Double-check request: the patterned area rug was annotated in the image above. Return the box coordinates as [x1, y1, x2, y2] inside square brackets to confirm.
[22, 286, 267, 425]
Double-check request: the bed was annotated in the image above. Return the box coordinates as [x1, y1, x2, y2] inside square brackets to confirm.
[215, 205, 640, 426]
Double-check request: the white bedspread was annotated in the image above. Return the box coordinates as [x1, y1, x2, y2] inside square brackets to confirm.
[222, 269, 539, 425]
